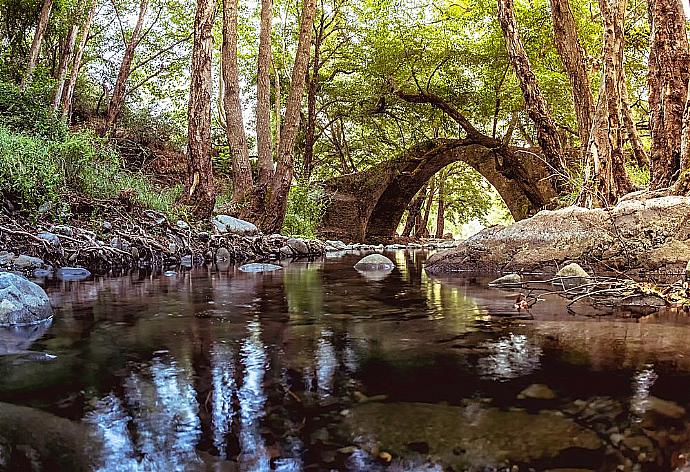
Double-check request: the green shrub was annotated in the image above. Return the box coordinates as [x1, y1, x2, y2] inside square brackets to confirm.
[0, 126, 62, 210]
[0, 125, 184, 217]
[282, 182, 330, 238]
[0, 81, 67, 141]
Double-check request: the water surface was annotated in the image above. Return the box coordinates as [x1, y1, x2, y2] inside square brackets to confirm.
[2, 251, 690, 471]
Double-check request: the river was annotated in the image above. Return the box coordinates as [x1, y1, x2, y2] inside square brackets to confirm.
[2, 250, 690, 471]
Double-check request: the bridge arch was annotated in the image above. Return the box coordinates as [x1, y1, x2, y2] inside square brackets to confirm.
[318, 139, 558, 242]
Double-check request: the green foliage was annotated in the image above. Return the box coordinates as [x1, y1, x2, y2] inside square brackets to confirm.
[281, 182, 330, 238]
[626, 162, 650, 188]
[0, 124, 183, 217]
[0, 81, 67, 140]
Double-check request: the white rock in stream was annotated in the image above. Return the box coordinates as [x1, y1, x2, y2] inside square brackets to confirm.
[239, 263, 282, 273]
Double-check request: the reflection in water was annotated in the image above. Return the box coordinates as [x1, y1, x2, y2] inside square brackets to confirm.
[316, 329, 337, 398]
[211, 343, 236, 458]
[238, 318, 270, 471]
[477, 333, 542, 381]
[630, 364, 658, 420]
[88, 356, 200, 470]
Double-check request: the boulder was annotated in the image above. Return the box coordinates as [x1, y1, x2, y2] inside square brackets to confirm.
[37, 232, 60, 247]
[215, 247, 231, 261]
[425, 197, 690, 274]
[56, 267, 91, 281]
[287, 238, 309, 255]
[325, 240, 347, 250]
[239, 263, 282, 273]
[13, 254, 44, 270]
[555, 262, 589, 279]
[354, 254, 395, 272]
[553, 262, 590, 289]
[488, 273, 522, 287]
[212, 215, 258, 236]
[0, 251, 16, 266]
[0, 272, 53, 325]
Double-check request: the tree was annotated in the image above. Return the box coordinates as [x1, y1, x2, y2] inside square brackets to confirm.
[221, 0, 252, 204]
[549, 0, 594, 146]
[60, 0, 99, 119]
[497, 0, 566, 177]
[21, 0, 53, 90]
[102, 0, 149, 135]
[223, 0, 318, 232]
[51, 0, 84, 111]
[183, 0, 215, 218]
[578, 0, 633, 206]
[648, 0, 689, 189]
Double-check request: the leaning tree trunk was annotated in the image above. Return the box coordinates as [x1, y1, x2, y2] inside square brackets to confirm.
[21, 0, 53, 90]
[497, 0, 566, 176]
[51, 1, 83, 111]
[403, 183, 428, 237]
[184, 0, 216, 218]
[549, 0, 595, 147]
[60, 0, 98, 120]
[416, 177, 436, 238]
[647, 0, 689, 189]
[435, 171, 446, 238]
[579, 0, 633, 207]
[262, 0, 317, 233]
[102, 0, 149, 136]
[222, 0, 253, 205]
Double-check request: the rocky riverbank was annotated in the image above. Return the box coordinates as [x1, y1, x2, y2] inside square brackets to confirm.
[0, 210, 326, 277]
[425, 196, 690, 276]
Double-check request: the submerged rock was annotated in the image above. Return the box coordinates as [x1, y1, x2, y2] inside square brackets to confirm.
[645, 396, 686, 419]
[212, 215, 259, 236]
[0, 273, 53, 325]
[56, 267, 91, 281]
[425, 196, 690, 274]
[354, 254, 395, 271]
[518, 383, 557, 400]
[488, 273, 522, 287]
[345, 401, 602, 470]
[239, 263, 282, 273]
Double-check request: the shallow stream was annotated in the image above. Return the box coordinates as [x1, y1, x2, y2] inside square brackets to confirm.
[2, 250, 690, 471]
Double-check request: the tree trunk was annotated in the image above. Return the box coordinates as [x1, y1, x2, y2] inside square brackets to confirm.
[51, 1, 83, 111]
[675, 79, 690, 192]
[222, 0, 253, 205]
[579, 0, 633, 207]
[416, 177, 436, 238]
[549, 0, 595, 147]
[402, 183, 428, 237]
[620, 78, 648, 167]
[184, 0, 216, 218]
[497, 0, 566, 176]
[435, 171, 446, 238]
[262, 0, 317, 233]
[21, 0, 53, 90]
[647, 0, 689, 189]
[255, 0, 274, 189]
[303, 10, 325, 181]
[60, 0, 98, 120]
[102, 0, 149, 136]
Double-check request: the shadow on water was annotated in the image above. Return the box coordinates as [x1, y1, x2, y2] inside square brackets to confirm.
[2, 251, 690, 470]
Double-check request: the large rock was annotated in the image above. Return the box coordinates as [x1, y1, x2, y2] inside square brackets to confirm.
[56, 267, 91, 281]
[354, 254, 395, 271]
[12, 254, 44, 270]
[0, 273, 53, 325]
[212, 215, 259, 236]
[426, 197, 690, 274]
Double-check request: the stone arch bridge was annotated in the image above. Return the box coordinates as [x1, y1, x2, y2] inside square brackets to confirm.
[317, 139, 558, 242]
